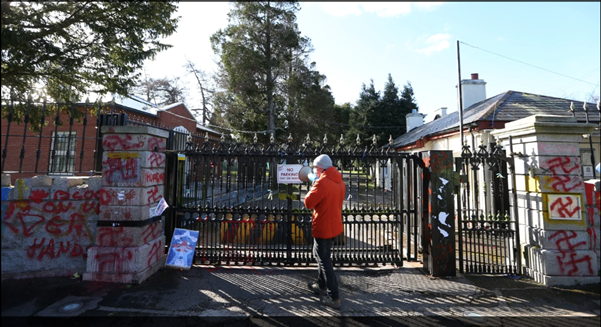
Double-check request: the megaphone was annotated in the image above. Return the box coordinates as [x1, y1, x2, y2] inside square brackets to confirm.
[298, 166, 318, 182]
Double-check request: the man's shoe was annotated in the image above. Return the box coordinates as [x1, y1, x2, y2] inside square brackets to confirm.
[308, 282, 327, 295]
[320, 295, 341, 309]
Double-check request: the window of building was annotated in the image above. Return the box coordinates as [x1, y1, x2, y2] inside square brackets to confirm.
[48, 131, 77, 174]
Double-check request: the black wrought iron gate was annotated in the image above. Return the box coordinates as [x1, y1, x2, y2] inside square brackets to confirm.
[169, 135, 427, 267]
[455, 141, 521, 274]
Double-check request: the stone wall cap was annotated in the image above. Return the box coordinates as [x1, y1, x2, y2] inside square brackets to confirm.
[100, 126, 170, 139]
[492, 114, 597, 139]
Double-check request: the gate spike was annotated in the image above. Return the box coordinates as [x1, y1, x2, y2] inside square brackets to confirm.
[305, 133, 311, 145]
[389, 135, 393, 145]
[372, 134, 377, 145]
[356, 134, 361, 145]
[270, 133, 275, 144]
[340, 134, 344, 145]
[288, 133, 293, 143]
[323, 134, 328, 145]
[253, 133, 258, 144]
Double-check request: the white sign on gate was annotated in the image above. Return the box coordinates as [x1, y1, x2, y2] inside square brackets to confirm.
[277, 164, 303, 184]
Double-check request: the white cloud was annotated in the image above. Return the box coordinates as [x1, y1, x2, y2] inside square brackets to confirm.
[414, 2, 445, 11]
[361, 3, 411, 17]
[318, 2, 443, 17]
[319, 3, 362, 17]
[415, 33, 451, 56]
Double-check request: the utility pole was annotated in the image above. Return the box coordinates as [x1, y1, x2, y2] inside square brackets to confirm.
[456, 40, 464, 148]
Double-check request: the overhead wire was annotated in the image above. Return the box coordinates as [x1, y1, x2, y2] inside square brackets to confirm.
[459, 41, 599, 87]
[551, 67, 600, 95]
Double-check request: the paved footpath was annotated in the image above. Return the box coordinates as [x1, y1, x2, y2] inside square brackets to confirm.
[1, 261, 599, 326]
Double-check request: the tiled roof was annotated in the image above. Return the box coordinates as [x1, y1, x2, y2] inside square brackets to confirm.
[391, 91, 600, 148]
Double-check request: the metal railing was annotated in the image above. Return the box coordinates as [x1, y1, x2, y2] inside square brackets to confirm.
[170, 133, 427, 266]
[1, 97, 121, 177]
[455, 141, 520, 274]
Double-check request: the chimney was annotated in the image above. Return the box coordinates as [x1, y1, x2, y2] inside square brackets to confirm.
[406, 109, 425, 132]
[461, 73, 486, 110]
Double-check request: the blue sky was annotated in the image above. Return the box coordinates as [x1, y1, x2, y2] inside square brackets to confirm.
[143, 2, 600, 119]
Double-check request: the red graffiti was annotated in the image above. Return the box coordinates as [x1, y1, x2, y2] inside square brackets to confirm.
[145, 172, 165, 184]
[96, 250, 133, 272]
[67, 213, 88, 238]
[147, 137, 166, 151]
[84, 190, 100, 200]
[29, 190, 49, 204]
[556, 252, 593, 276]
[17, 213, 45, 237]
[147, 186, 161, 203]
[46, 216, 66, 235]
[27, 238, 88, 260]
[544, 175, 581, 192]
[549, 230, 593, 276]
[27, 238, 45, 258]
[142, 222, 162, 243]
[547, 157, 579, 175]
[103, 158, 139, 182]
[47, 190, 100, 201]
[97, 226, 133, 247]
[586, 207, 597, 255]
[3, 203, 23, 234]
[428, 152, 452, 174]
[53, 190, 70, 200]
[42, 201, 73, 214]
[82, 201, 100, 214]
[549, 230, 586, 251]
[550, 197, 580, 218]
[148, 152, 165, 168]
[432, 242, 454, 273]
[100, 189, 137, 205]
[103, 135, 144, 152]
[147, 241, 163, 267]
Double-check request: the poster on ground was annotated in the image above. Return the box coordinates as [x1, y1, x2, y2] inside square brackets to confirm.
[165, 228, 199, 270]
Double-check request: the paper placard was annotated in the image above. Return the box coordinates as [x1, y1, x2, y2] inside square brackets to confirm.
[165, 228, 199, 270]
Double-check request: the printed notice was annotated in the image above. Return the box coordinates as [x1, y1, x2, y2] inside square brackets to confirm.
[277, 164, 303, 184]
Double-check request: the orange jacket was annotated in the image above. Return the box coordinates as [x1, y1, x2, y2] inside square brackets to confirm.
[304, 166, 345, 239]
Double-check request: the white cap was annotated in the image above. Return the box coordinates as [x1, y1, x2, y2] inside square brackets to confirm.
[313, 154, 332, 170]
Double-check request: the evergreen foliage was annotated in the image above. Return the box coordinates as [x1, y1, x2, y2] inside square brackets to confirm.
[1, 1, 179, 128]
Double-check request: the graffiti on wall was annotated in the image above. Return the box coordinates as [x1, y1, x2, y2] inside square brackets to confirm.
[2, 188, 100, 261]
[103, 135, 166, 152]
[546, 194, 581, 220]
[539, 156, 584, 193]
[548, 230, 593, 276]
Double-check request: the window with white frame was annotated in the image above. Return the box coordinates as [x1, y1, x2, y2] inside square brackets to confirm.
[48, 131, 77, 174]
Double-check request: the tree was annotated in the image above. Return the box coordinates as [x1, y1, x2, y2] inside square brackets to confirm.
[211, 1, 308, 143]
[400, 81, 419, 114]
[379, 74, 412, 145]
[347, 75, 419, 148]
[135, 75, 187, 106]
[1, 1, 179, 127]
[184, 58, 215, 126]
[348, 80, 380, 149]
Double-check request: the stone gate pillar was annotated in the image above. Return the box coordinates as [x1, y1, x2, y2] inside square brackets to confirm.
[493, 115, 598, 286]
[83, 126, 168, 284]
[421, 150, 456, 277]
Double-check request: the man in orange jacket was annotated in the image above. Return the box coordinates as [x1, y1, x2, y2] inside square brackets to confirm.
[304, 154, 345, 309]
